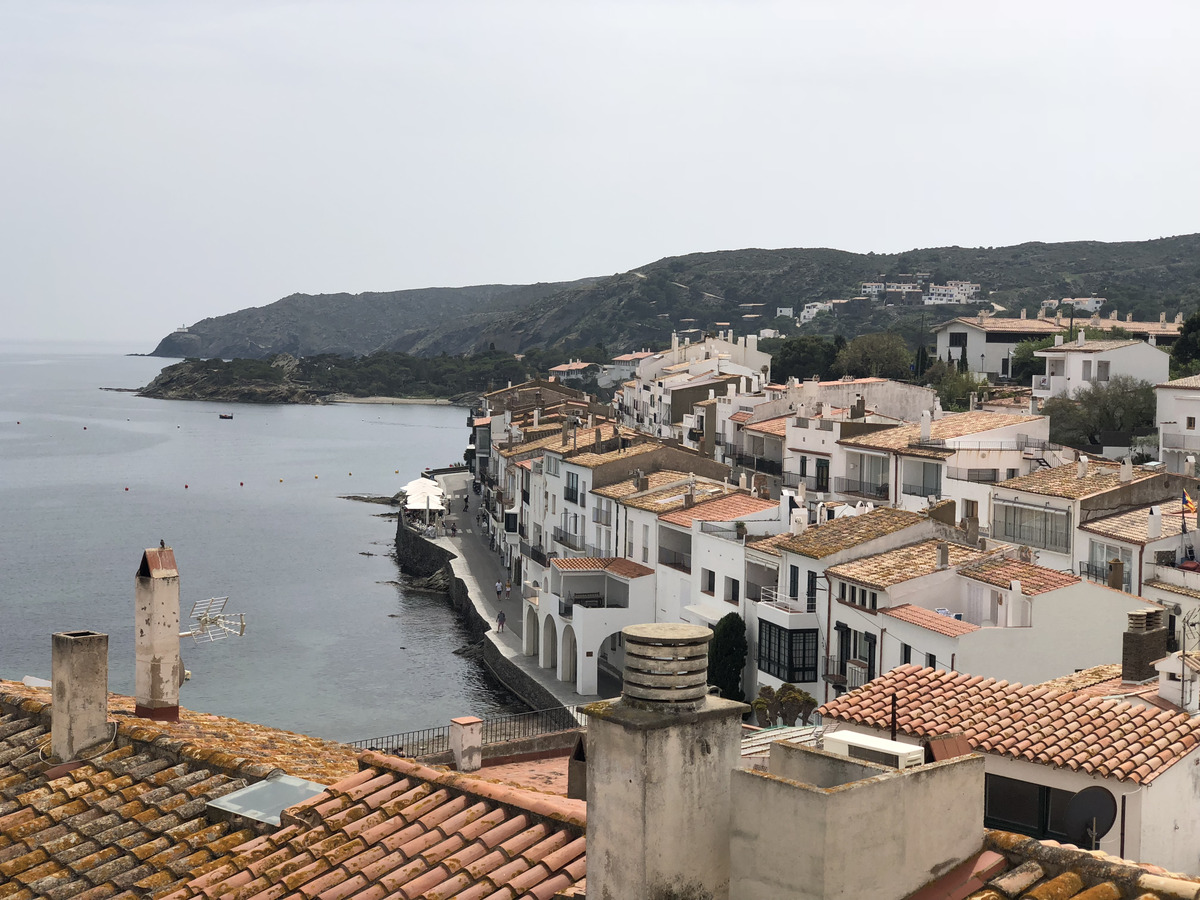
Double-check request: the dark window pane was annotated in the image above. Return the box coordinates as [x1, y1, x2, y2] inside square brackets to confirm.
[985, 775, 1041, 832]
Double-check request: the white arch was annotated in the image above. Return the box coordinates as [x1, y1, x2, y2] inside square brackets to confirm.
[560, 624, 578, 686]
[523, 606, 540, 658]
[540, 613, 558, 670]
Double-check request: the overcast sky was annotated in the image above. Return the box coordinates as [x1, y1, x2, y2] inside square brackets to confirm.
[3, 1, 1198, 347]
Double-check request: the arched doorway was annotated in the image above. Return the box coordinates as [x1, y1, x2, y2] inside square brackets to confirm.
[561, 624, 578, 686]
[541, 614, 558, 670]
[524, 606, 540, 658]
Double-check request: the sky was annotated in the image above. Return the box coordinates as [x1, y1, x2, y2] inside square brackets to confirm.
[3, 1, 1198, 346]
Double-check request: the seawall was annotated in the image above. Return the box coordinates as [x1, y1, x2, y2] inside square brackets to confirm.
[394, 521, 566, 714]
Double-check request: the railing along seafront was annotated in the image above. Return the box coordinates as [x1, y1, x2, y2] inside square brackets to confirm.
[349, 705, 591, 756]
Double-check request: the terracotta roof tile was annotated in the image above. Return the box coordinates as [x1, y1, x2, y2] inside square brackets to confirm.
[996, 462, 1160, 500]
[828, 540, 986, 589]
[818, 665, 1200, 784]
[160, 753, 586, 900]
[743, 415, 788, 437]
[960, 558, 1081, 595]
[838, 412, 1043, 459]
[880, 604, 980, 637]
[549, 557, 654, 578]
[729, 411, 753, 424]
[776, 508, 926, 559]
[616, 481, 739, 514]
[659, 492, 777, 527]
[1144, 579, 1200, 601]
[591, 470, 694, 500]
[560, 441, 662, 469]
[1080, 500, 1192, 545]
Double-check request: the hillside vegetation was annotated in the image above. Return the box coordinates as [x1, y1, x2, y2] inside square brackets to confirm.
[149, 235, 1200, 360]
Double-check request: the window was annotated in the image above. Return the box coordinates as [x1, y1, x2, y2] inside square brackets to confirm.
[854, 631, 871, 662]
[963, 499, 978, 519]
[1082, 360, 1093, 382]
[850, 586, 857, 604]
[1189, 417, 1197, 431]
[758, 623, 818, 682]
[1097, 360, 1110, 382]
[839, 582, 847, 600]
[869, 591, 878, 611]
[993, 502, 1071, 554]
[984, 775, 1074, 841]
[901, 643, 912, 664]
[926, 653, 937, 668]
[949, 332, 968, 348]
[565, 472, 580, 504]
[724, 577, 740, 605]
[544, 456, 560, 476]
[641, 524, 649, 563]
[806, 571, 818, 612]
[701, 568, 716, 595]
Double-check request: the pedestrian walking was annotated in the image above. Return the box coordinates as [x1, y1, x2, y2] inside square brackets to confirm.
[497, 610, 506, 633]
[495, 579, 503, 601]
[504, 580, 511, 601]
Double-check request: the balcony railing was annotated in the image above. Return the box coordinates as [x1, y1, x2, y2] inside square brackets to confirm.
[735, 454, 783, 477]
[658, 547, 692, 572]
[823, 656, 869, 690]
[552, 526, 587, 552]
[902, 482, 942, 498]
[700, 522, 743, 542]
[782, 472, 820, 491]
[834, 476, 890, 500]
[592, 506, 612, 526]
[1163, 432, 1200, 451]
[1079, 560, 1132, 592]
[945, 467, 999, 483]
[760, 587, 816, 614]
[563, 487, 580, 504]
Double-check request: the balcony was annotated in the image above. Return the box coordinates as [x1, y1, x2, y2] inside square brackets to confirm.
[782, 472, 820, 491]
[552, 526, 587, 552]
[700, 522, 743, 543]
[563, 487, 579, 504]
[902, 482, 942, 499]
[1163, 432, 1200, 451]
[658, 547, 692, 573]
[760, 587, 816, 615]
[1079, 560, 1132, 593]
[945, 467, 999, 483]
[735, 454, 783, 477]
[834, 476, 889, 500]
[759, 588, 818, 629]
[822, 656, 869, 690]
[592, 506, 612, 526]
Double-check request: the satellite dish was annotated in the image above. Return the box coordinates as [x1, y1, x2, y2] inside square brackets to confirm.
[1064, 786, 1117, 849]
[180, 597, 246, 643]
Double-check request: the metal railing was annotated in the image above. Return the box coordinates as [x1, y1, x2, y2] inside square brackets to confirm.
[563, 487, 580, 504]
[700, 522, 743, 542]
[552, 526, 587, 552]
[760, 586, 816, 614]
[349, 724, 451, 756]
[350, 706, 589, 756]
[901, 482, 942, 498]
[909, 435, 1059, 453]
[1079, 561, 1132, 592]
[658, 547, 692, 572]
[833, 477, 889, 500]
[782, 473, 820, 491]
[823, 656, 869, 690]
[735, 454, 783, 476]
[945, 467, 999, 483]
[592, 507, 612, 526]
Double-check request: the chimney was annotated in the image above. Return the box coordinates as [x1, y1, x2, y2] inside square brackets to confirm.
[1110, 310, 1118, 320]
[683, 490, 695, 508]
[1123, 609, 1167, 682]
[790, 509, 808, 536]
[1077, 455, 1089, 478]
[933, 398, 944, 420]
[135, 547, 182, 721]
[51, 630, 109, 762]
[586, 624, 745, 900]
[1077, 330, 1086, 346]
[1020, 308, 1027, 319]
[1054, 334, 1064, 346]
[1160, 312, 1167, 324]
[968, 391, 977, 411]
[533, 408, 541, 427]
[636, 474, 650, 492]
[738, 472, 748, 490]
[561, 422, 569, 446]
[1055, 311, 1063, 326]
[1147, 505, 1162, 540]
[1126, 313, 1133, 322]
[1107, 558, 1126, 591]
[1119, 457, 1133, 483]
[1149, 334, 1157, 347]
[1177, 313, 1185, 324]
[936, 541, 949, 570]
[1037, 307, 1046, 319]
[1028, 396, 1038, 414]
[594, 427, 602, 447]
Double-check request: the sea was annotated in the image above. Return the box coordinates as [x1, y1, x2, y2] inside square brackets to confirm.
[0, 342, 524, 743]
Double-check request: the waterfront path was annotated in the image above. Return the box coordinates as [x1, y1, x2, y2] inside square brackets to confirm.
[430, 470, 621, 709]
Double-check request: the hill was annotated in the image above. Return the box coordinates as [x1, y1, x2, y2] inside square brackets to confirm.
[149, 235, 1200, 359]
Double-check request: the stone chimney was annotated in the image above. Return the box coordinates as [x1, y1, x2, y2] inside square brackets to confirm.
[936, 541, 949, 570]
[1056, 311, 1063, 326]
[683, 489, 695, 508]
[1160, 312, 1167, 324]
[135, 547, 182, 722]
[594, 426, 602, 448]
[1123, 609, 1167, 682]
[1119, 457, 1133, 483]
[1020, 308, 1027, 319]
[1037, 307, 1046, 319]
[586, 624, 746, 900]
[1147, 506, 1162, 540]
[968, 391, 977, 411]
[51, 630, 109, 762]
[1126, 313, 1133, 322]
[1110, 310, 1118, 321]
[920, 410, 932, 441]
[1077, 455, 1089, 478]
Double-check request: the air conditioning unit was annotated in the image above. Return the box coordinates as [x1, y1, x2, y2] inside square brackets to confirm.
[822, 731, 925, 769]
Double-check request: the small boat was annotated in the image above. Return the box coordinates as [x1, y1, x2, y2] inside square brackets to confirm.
[219, 414, 234, 420]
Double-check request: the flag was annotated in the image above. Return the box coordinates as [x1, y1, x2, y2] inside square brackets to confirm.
[1185, 491, 1197, 515]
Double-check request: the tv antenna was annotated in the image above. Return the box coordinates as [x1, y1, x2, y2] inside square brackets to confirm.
[180, 597, 246, 643]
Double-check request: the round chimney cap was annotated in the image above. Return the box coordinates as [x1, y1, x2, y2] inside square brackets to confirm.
[623, 623, 713, 645]
[621, 624, 713, 710]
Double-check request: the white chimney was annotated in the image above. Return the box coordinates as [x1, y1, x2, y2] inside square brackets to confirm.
[1119, 458, 1133, 483]
[936, 541, 949, 570]
[1147, 506, 1163, 540]
[790, 509, 808, 536]
[1054, 334, 1064, 346]
[933, 398, 944, 420]
[51, 630, 109, 762]
[1077, 455, 1089, 478]
[1077, 330, 1086, 347]
[533, 408, 541, 427]
[135, 547, 183, 721]
[920, 410, 932, 442]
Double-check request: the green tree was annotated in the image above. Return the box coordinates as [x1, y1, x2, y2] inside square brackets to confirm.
[1041, 375, 1155, 446]
[958, 345, 968, 374]
[1172, 311, 1200, 375]
[1010, 336, 1056, 385]
[772, 335, 839, 382]
[914, 344, 930, 378]
[709, 613, 748, 703]
[831, 333, 912, 379]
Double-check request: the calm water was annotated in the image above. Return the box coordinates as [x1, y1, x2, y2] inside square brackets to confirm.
[0, 342, 522, 742]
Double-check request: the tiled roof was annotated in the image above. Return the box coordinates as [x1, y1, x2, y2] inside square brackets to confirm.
[1079, 499, 1190, 545]
[1036, 663, 1124, 695]
[550, 557, 654, 578]
[880, 604, 980, 637]
[591, 470, 693, 500]
[959, 558, 1081, 595]
[658, 492, 777, 527]
[818, 665, 1200, 784]
[159, 751, 587, 900]
[776, 508, 925, 559]
[744, 532, 797, 558]
[1144, 578, 1200, 601]
[743, 415, 788, 436]
[838, 412, 1042, 459]
[0, 699, 272, 899]
[0, 682, 359, 785]
[549, 361, 595, 372]
[497, 426, 629, 459]
[729, 411, 753, 424]
[827, 540, 986, 589]
[562, 441, 662, 470]
[1158, 374, 1200, 390]
[995, 462, 1159, 499]
[1037, 339, 1143, 354]
[936, 316, 1065, 335]
[617, 481, 739, 514]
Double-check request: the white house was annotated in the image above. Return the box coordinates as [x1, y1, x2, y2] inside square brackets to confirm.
[1157, 373, 1200, 475]
[1032, 335, 1169, 399]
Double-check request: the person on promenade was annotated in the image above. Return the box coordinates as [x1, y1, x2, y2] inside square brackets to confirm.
[495, 579, 503, 601]
[497, 610, 506, 633]
[504, 580, 511, 601]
